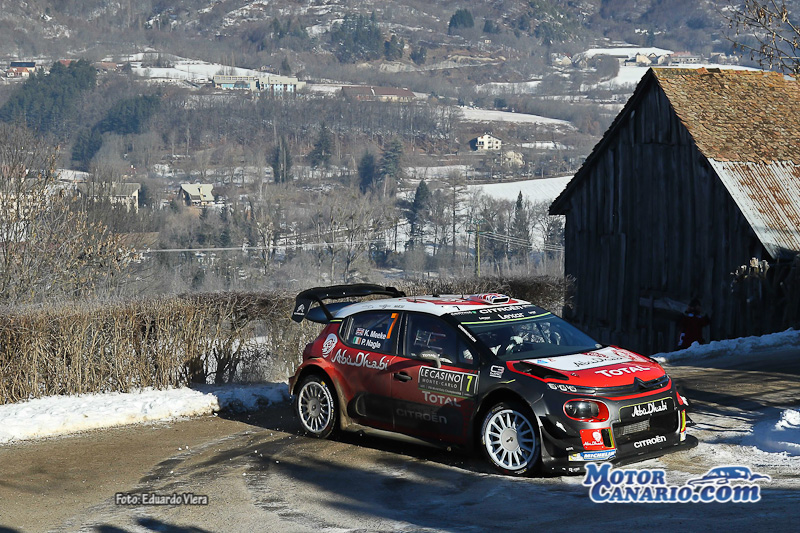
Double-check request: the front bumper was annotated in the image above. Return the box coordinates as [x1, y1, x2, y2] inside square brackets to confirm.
[535, 389, 694, 475]
[541, 433, 698, 475]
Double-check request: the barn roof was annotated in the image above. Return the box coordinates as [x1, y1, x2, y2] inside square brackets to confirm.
[552, 67, 800, 258]
[653, 68, 800, 163]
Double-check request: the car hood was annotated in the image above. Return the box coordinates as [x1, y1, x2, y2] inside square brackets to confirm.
[518, 346, 666, 387]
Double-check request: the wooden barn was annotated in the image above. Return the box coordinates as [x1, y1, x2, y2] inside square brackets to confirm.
[550, 67, 800, 354]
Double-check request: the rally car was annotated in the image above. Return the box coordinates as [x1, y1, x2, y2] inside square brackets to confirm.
[288, 284, 696, 476]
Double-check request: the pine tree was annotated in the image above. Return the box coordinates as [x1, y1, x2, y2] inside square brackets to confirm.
[358, 152, 377, 193]
[448, 9, 474, 34]
[329, 13, 383, 63]
[511, 191, 531, 259]
[378, 139, 403, 196]
[408, 180, 431, 249]
[384, 35, 404, 61]
[410, 45, 427, 65]
[309, 123, 334, 169]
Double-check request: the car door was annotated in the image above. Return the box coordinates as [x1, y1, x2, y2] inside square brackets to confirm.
[335, 310, 399, 431]
[389, 312, 479, 443]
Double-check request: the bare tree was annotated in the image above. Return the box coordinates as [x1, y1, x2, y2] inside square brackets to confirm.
[442, 171, 467, 262]
[724, 1, 800, 74]
[0, 124, 132, 304]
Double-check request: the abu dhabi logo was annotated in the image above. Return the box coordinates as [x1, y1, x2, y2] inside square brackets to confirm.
[583, 463, 768, 503]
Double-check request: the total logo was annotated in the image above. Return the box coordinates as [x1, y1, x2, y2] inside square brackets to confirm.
[594, 365, 650, 378]
[321, 334, 338, 357]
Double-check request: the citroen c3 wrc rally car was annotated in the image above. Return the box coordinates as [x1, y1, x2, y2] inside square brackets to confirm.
[288, 284, 696, 476]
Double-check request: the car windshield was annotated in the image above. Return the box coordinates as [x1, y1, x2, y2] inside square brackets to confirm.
[451, 305, 601, 360]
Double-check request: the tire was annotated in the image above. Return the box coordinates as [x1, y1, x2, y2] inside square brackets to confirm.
[480, 401, 540, 476]
[294, 374, 338, 439]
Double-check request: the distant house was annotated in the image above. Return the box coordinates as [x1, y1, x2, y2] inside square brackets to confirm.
[634, 53, 656, 66]
[670, 52, 702, 65]
[550, 68, 800, 354]
[212, 74, 305, 94]
[709, 53, 738, 65]
[476, 133, 502, 151]
[180, 183, 215, 207]
[7, 61, 35, 78]
[77, 182, 141, 212]
[550, 53, 572, 67]
[341, 86, 415, 103]
[93, 61, 120, 72]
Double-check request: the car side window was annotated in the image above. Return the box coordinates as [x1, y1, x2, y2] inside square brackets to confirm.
[343, 311, 399, 354]
[403, 313, 476, 367]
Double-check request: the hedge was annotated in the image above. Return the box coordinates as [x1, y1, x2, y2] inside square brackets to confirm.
[0, 276, 568, 404]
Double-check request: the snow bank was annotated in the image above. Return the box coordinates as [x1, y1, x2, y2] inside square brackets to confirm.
[0, 384, 288, 444]
[652, 329, 800, 364]
[744, 409, 800, 456]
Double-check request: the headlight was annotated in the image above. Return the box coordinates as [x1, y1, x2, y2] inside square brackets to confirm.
[563, 399, 609, 422]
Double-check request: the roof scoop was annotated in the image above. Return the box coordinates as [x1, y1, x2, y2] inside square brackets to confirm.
[468, 293, 510, 305]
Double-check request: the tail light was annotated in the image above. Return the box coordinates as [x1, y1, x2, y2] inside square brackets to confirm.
[564, 399, 610, 422]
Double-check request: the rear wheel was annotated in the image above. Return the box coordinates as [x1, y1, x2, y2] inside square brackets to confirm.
[295, 374, 338, 438]
[480, 401, 540, 476]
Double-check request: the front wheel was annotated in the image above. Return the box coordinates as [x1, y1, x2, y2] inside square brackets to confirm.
[294, 374, 338, 438]
[480, 401, 540, 476]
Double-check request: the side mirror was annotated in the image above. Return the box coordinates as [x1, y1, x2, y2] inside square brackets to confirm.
[419, 350, 442, 368]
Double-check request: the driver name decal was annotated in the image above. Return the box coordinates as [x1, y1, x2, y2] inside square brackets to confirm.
[418, 367, 478, 398]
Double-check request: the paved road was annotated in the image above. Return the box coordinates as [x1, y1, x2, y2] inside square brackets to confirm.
[1, 350, 800, 532]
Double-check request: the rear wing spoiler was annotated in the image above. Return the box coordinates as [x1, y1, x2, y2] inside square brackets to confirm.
[291, 283, 406, 324]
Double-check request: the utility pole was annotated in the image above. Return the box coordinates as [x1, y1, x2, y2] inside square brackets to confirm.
[468, 218, 485, 277]
[476, 220, 481, 277]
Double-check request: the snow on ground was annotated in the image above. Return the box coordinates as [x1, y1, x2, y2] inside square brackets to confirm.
[0, 383, 288, 444]
[468, 175, 572, 204]
[580, 46, 674, 59]
[475, 80, 541, 95]
[519, 141, 571, 150]
[306, 83, 345, 95]
[594, 63, 760, 90]
[405, 165, 471, 181]
[131, 61, 261, 83]
[458, 106, 573, 127]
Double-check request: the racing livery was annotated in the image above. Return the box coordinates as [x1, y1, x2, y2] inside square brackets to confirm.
[289, 284, 696, 476]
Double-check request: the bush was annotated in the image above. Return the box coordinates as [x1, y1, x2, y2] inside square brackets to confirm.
[0, 277, 568, 404]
